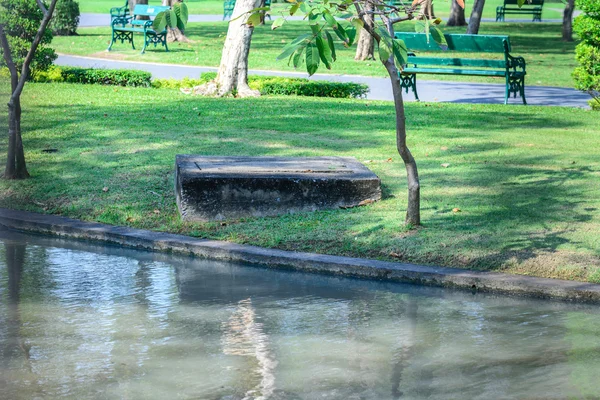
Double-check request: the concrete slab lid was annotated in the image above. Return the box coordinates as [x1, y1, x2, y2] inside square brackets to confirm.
[176, 155, 378, 179]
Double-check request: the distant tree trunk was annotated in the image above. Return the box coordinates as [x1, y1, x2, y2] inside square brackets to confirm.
[258, 0, 268, 25]
[562, 0, 575, 41]
[215, 0, 260, 97]
[355, 1, 375, 60]
[162, 0, 191, 43]
[447, 0, 466, 26]
[466, 0, 485, 34]
[129, 0, 148, 19]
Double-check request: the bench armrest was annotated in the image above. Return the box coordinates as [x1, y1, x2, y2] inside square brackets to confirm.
[110, 6, 129, 17]
[506, 53, 526, 74]
[111, 15, 132, 26]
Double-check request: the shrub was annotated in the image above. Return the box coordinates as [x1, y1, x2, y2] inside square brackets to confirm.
[51, 0, 81, 36]
[573, 0, 600, 109]
[33, 66, 152, 87]
[153, 72, 369, 98]
[0, 0, 57, 75]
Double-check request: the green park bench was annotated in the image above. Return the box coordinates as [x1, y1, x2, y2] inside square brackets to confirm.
[394, 32, 527, 105]
[223, 0, 271, 20]
[496, 0, 544, 22]
[110, 0, 130, 26]
[108, 4, 170, 54]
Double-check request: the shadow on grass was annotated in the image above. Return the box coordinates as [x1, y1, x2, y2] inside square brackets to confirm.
[3, 84, 598, 276]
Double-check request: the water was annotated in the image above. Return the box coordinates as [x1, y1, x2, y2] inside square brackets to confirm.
[1, 228, 600, 400]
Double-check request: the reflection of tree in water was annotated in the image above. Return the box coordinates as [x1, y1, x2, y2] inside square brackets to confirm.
[222, 298, 277, 400]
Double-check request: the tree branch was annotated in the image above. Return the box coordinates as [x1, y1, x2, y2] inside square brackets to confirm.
[0, 25, 18, 91]
[36, 0, 49, 16]
[11, 0, 58, 102]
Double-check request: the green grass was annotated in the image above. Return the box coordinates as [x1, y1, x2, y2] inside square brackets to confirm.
[1, 82, 599, 282]
[53, 21, 578, 87]
[77, 0, 565, 19]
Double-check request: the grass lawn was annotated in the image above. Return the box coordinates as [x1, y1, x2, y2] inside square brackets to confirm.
[1, 82, 599, 282]
[53, 21, 578, 88]
[78, 0, 565, 19]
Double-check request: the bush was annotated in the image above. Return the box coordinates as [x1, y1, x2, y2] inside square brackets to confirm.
[153, 72, 369, 99]
[573, 0, 600, 108]
[0, 0, 57, 75]
[51, 0, 81, 36]
[34, 66, 152, 87]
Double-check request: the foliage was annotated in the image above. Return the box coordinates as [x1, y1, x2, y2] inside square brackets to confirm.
[50, 0, 80, 36]
[154, 72, 368, 98]
[573, 0, 600, 108]
[33, 66, 152, 86]
[153, 1, 188, 32]
[0, 0, 57, 74]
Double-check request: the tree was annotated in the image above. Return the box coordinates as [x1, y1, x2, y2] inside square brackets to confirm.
[270, 0, 445, 226]
[355, 1, 375, 60]
[573, 0, 600, 108]
[0, 0, 58, 179]
[193, 0, 261, 97]
[466, 0, 486, 34]
[562, 0, 576, 41]
[447, 0, 466, 26]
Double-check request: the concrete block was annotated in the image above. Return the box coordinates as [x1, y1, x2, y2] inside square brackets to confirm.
[175, 155, 382, 221]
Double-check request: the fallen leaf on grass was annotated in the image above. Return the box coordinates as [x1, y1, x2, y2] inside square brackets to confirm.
[358, 199, 375, 206]
[440, 146, 448, 151]
[452, 208, 461, 213]
[153, 209, 160, 214]
[441, 163, 450, 168]
[102, 187, 109, 192]
[389, 252, 403, 259]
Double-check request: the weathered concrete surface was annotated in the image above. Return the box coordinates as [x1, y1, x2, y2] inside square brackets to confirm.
[2, 208, 600, 303]
[175, 156, 382, 221]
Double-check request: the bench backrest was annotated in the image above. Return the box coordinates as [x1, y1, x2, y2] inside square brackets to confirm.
[503, 0, 544, 6]
[133, 4, 170, 17]
[395, 33, 511, 53]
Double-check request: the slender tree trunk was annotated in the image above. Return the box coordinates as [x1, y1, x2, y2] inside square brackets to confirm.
[466, 0, 486, 34]
[215, 0, 261, 97]
[447, 0, 466, 26]
[162, 0, 191, 43]
[562, 0, 575, 41]
[355, 2, 375, 61]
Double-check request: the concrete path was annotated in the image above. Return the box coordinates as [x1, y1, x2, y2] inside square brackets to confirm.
[56, 54, 591, 107]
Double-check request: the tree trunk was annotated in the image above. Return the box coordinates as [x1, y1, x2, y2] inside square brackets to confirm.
[162, 0, 191, 43]
[129, 0, 148, 18]
[562, 0, 575, 41]
[447, 0, 466, 26]
[355, 2, 375, 61]
[214, 0, 261, 97]
[466, 0, 486, 34]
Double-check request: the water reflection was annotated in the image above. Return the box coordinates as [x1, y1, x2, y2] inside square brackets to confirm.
[1, 228, 600, 399]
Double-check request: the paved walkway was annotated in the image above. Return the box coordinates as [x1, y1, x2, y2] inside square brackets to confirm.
[66, 13, 589, 107]
[56, 54, 590, 107]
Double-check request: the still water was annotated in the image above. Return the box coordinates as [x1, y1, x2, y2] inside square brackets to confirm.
[1, 227, 600, 399]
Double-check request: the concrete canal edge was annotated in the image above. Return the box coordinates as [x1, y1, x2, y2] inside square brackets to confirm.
[2, 208, 600, 303]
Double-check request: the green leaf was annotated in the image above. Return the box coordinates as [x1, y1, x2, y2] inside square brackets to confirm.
[517, 0, 525, 6]
[177, 18, 186, 31]
[293, 47, 305, 68]
[272, 17, 286, 30]
[351, 17, 364, 31]
[290, 3, 300, 15]
[346, 26, 357, 46]
[246, 11, 262, 27]
[276, 33, 311, 60]
[414, 20, 426, 33]
[323, 11, 336, 27]
[309, 12, 321, 25]
[325, 30, 336, 61]
[152, 11, 167, 32]
[430, 26, 447, 50]
[169, 9, 178, 27]
[392, 38, 408, 67]
[333, 22, 349, 44]
[316, 35, 332, 69]
[378, 40, 392, 62]
[174, 2, 188, 25]
[306, 42, 320, 76]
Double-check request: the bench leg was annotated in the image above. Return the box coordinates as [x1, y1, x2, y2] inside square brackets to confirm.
[108, 29, 134, 51]
[506, 75, 526, 105]
[399, 73, 419, 101]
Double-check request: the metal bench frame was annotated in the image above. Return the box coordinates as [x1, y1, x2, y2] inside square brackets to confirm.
[108, 4, 170, 54]
[496, 0, 544, 22]
[394, 33, 527, 105]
